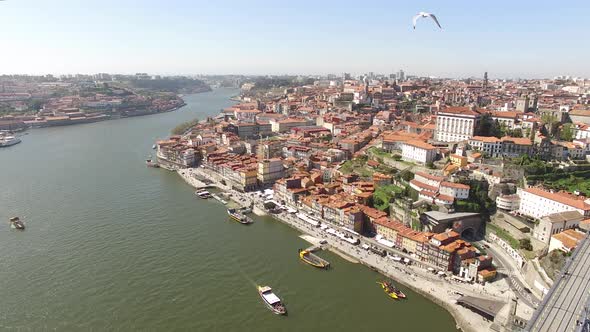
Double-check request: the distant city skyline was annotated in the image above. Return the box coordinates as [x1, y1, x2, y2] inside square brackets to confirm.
[1, 0, 589, 78]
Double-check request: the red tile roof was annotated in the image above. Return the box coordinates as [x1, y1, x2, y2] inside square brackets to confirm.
[405, 140, 436, 150]
[438, 107, 480, 117]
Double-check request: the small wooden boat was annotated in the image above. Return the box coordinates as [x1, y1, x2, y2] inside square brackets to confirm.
[9, 217, 25, 230]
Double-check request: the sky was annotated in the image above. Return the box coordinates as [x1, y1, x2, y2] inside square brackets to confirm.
[0, 0, 589, 78]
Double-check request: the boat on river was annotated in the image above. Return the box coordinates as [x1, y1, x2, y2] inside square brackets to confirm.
[195, 190, 212, 199]
[0, 135, 21, 148]
[227, 208, 253, 224]
[8, 217, 25, 230]
[257, 285, 287, 315]
[298, 249, 330, 269]
[377, 281, 406, 300]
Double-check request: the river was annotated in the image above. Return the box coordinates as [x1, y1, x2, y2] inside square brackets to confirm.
[0, 88, 457, 331]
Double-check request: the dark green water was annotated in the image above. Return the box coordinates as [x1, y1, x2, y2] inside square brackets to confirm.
[0, 88, 457, 331]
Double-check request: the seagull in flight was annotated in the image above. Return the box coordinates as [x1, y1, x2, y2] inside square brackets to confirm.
[413, 12, 442, 30]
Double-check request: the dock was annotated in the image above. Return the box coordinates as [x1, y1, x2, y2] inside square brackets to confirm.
[210, 193, 228, 205]
[305, 245, 322, 252]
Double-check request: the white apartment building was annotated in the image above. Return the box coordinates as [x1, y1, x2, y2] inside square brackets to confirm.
[574, 123, 590, 140]
[414, 172, 444, 188]
[435, 107, 481, 142]
[401, 140, 437, 164]
[439, 182, 470, 199]
[410, 172, 470, 204]
[518, 188, 590, 220]
[468, 136, 502, 157]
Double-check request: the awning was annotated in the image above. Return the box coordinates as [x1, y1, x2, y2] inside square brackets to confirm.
[296, 213, 319, 226]
[376, 237, 395, 248]
[262, 292, 281, 305]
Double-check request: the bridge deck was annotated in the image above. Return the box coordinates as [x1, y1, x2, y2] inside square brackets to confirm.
[527, 234, 590, 332]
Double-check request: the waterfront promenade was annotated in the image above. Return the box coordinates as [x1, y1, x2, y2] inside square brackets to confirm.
[178, 167, 519, 332]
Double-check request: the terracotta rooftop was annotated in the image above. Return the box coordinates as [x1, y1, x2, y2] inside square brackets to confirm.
[470, 136, 501, 143]
[552, 229, 586, 250]
[415, 171, 445, 182]
[438, 107, 481, 117]
[405, 140, 436, 150]
[440, 181, 470, 190]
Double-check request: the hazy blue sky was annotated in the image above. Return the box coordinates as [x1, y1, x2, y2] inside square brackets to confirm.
[1, 0, 589, 78]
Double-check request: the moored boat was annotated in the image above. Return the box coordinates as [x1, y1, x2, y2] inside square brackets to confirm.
[227, 208, 253, 224]
[0, 135, 21, 148]
[9, 217, 25, 230]
[298, 249, 330, 269]
[377, 281, 406, 299]
[195, 190, 212, 199]
[257, 285, 287, 315]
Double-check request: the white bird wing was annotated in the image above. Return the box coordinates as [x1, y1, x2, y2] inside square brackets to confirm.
[412, 14, 421, 29]
[427, 13, 442, 29]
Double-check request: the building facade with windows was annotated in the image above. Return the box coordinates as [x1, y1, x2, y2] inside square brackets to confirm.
[435, 107, 481, 142]
[519, 188, 590, 220]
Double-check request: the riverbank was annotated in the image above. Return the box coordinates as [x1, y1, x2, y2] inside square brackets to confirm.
[176, 167, 513, 332]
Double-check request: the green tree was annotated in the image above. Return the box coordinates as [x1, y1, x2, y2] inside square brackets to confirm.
[541, 113, 559, 138]
[560, 123, 574, 141]
[27, 99, 44, 111]
[519, 238, 533, 251]
[478, 113, 494, 136]
[458, 179, 495, 216]
[171, 118, 199, 135]
[496, 121, 508, 138]
[400, 170, 414, 182]
[512, 128, 523, 138]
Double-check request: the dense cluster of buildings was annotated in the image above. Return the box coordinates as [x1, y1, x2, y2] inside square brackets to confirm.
[154, 72, 590, 282]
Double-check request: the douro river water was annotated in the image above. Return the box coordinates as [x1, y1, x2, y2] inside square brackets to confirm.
[0, 88, 457, 331]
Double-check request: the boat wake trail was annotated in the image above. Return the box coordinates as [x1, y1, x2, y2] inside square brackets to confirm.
[240, 271, 258, 288]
